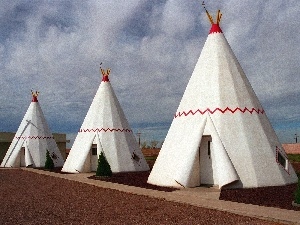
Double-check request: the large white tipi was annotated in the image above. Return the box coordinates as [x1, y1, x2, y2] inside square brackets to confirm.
[1, 91, 64, 168]
[62, 67, 149, 173]
[148, 9, 298, 189]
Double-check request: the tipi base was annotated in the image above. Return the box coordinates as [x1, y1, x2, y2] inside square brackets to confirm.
[292, 201, 300, 207]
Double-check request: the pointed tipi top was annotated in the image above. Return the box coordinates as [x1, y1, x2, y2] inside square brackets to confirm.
[31, 90, 39, 102]
[202, 1, 223, 34]
[100, 63, 111, 82]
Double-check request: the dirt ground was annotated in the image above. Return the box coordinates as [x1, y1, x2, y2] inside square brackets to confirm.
[0, 169, 284, 225]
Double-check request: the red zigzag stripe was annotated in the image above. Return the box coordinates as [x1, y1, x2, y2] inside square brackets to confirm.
[15, 136, 54, 140]
[79, 128, 132, 133]
[174, 107, 265, 118]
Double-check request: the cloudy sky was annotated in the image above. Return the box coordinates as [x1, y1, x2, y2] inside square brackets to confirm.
[1, 0, 300, 146]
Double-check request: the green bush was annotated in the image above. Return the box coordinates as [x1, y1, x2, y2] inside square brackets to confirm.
[44, 150, 54, 170]
[96, 151, 112, 177]
[288, 154, 300, 162]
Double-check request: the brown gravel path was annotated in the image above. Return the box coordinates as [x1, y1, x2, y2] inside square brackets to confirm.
[0, 169, 283, 225]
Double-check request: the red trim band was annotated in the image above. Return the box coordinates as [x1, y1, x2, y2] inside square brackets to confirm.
[15, 136, 54, 139]
[31, 96, 38, 102]
[209, 24, 223, 34]
[174, 107, 265, 118]
[79, 128, 132, 133]
[102, 76, 109, 82]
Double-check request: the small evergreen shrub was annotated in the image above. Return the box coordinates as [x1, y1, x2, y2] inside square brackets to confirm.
[295, 178, 300, 204]
[44, 150, 54, 170]
[96, 151, 112, 177]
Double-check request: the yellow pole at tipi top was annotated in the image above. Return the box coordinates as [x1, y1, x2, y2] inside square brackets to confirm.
[202, 1, 223, 34]
[31, 90, 39, 102]
[202, 1, 222, 25]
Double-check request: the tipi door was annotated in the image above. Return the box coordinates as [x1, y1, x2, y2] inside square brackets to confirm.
[90, 144, 98, 171]
[199, 136, 214, 185]
[20, 147, 26, 167]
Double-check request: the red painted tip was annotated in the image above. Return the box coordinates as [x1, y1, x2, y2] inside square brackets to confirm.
[32, 96, 38, 102]
[209, 24, 223, 34]
[102, 75, 109, 82]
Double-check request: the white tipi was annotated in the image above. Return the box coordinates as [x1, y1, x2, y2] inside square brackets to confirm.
[148, 9, 298, 189]
[1, 91, 64, 168]
[62, 67, 149, 173]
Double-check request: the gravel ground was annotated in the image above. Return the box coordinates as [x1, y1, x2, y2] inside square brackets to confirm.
[0, 169, 283, 225]
[220, 183, 299, 211]
[220, 163, 300, 211]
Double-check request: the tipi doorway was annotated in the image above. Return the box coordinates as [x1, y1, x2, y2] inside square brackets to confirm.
[199, 135, 214, 185]
[90, 144, 98, 171]
[20, 147, 26, 167]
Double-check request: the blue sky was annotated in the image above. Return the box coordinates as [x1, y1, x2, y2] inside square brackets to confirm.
[0, 0, 300, 147]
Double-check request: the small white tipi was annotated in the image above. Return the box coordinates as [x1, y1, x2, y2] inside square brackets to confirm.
[62, 67, 149, 173]
[1, 91, 64, 168]
[148, 9, 298, 189]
